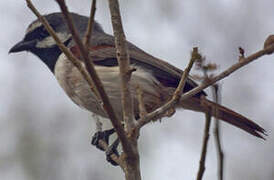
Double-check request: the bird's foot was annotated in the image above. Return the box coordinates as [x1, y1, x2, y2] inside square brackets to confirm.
[91, 128, 115, 151]
[106, 138, 120, 166]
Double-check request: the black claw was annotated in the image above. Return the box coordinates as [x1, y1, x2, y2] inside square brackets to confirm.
[91, 131, 106, 151]
[91, 128, 115, 151]
[91, 129, 120, 166]
[106, 138, 120, 166]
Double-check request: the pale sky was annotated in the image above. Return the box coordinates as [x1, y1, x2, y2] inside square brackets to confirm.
[1, 1, 274, 180]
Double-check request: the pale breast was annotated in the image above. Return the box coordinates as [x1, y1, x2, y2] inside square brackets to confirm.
[54, 53, 170, 120]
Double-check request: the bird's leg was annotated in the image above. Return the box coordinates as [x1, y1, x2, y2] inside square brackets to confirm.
[91, 128, 115, 151]
[106, 138, 120, 166]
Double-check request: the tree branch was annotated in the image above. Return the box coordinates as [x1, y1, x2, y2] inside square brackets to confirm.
[108, 0, 135, 132]
[212, 84, 224, 180]
[135, 44, 274, 131]
[180, 44, 274, 103]
[137, 85, 147, 119]
[108, 1, 140, 180]
[196, 112, 212, 180]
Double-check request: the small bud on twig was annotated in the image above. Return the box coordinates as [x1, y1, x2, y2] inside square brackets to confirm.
[238, 46, 245, 61]
[264, 35, 274, 55]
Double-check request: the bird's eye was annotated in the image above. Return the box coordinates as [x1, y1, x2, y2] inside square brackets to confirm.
[39, 29, 49, 39]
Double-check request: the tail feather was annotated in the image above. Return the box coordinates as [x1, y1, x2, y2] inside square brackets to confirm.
[180, 97, 266, 139]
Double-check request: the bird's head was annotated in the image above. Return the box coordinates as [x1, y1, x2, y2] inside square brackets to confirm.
[9, 12, 103, 71]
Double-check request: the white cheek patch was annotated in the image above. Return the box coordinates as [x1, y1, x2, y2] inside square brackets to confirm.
[36, 32, 71, 48]
[26, 21, 42, 34]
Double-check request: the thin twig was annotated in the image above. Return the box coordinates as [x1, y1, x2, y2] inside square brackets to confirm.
[173, 47, 201, 100]
[212, 84, 224, 180]
[135, 47, 200, 129]
[180, 44, 274, 102]
[196, 57, 214, 180]
[54, 0, 130, 151]
[137, 85, 147, 119]
[83, 0, 97, 46]
[108, 0, 135, 133]
[196, 112, 212, 180]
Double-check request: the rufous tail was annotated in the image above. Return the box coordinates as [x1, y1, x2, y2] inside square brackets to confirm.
[180, 97, 266, 139]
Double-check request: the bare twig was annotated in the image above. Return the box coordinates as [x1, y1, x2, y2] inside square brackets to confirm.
[108, 0, 135, 133]
[238, 46, 245, 60]
[135, 47, 200, 129]
[180, 43, 274, 103]
[195, 57, 215, 180]
[83, 0, 97, 46]
[54, 0, 130, 151]
[173, 47, 200, 100]
[196, 112, 212, 180]
[212, 84, 224, 180]
[137, 85, 147, 119]
[264, 34, 274, 54]
[108, 1, 140, 180]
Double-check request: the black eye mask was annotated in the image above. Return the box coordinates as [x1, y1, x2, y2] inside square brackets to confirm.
[24, 26, 50, 41]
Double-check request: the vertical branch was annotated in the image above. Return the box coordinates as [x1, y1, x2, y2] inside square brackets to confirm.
[196, 112, 212, 180]
[212, 84, 224, 180]
[196, 57, 214, 180]
[108, 1, 141, 180]
[108, 0, 135, 132]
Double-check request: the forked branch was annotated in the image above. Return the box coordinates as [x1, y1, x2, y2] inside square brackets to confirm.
[180, 44, 274, 103]
[135, 47, 201, 129]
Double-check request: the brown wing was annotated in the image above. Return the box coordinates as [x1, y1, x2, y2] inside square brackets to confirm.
[69, 34, 206, 97]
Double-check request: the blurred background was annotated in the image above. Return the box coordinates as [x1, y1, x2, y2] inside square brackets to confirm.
[1, 0, 274, 179]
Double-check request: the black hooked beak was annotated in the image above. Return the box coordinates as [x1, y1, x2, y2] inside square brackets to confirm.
[9, 40, 37, 54]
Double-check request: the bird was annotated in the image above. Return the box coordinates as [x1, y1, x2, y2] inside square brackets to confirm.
[9, 12, 266, 163]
